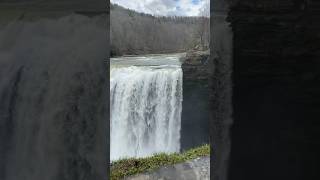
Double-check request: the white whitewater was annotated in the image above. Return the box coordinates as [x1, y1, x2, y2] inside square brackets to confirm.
[110, 54, 183, 161]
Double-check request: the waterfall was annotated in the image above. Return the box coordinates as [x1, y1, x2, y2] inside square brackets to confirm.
[110, 64, 183, 161]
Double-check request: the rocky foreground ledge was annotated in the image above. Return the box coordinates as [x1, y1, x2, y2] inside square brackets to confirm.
[111, 145, 210, 180]
[127, 156, 210, 180]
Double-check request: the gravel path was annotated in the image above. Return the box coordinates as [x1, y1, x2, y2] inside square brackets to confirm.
[126, 156, 210, 180]
[187, 156, 210, 180]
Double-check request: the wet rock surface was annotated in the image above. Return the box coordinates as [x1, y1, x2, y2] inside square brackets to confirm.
[126, 156, 210, 180]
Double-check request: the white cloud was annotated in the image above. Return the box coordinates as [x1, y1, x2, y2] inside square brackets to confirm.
[111, 0, 209, 17]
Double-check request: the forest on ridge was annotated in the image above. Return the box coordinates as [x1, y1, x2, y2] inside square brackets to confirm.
[110, 4, 209, 56]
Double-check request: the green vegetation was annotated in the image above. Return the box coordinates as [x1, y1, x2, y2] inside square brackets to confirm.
[110, 144, 210, 180]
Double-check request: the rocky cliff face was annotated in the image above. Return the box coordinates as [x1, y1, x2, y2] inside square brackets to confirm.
[210, 1, 233, 180]
[227, 0, 320, 180]
[0, 2, 108, 180]
[181, 51, 210, 151]
[211, 0, 320, 180]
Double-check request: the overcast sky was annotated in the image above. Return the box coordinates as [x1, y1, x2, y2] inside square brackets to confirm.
[111, 0, 210, 17]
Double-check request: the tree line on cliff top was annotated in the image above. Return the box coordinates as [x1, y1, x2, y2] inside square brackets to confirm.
[110, 4, 209, 57]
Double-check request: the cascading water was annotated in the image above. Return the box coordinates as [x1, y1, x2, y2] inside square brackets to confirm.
[110, 55, 183, 161]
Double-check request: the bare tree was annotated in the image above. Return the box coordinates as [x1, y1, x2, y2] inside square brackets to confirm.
[198, 0, 210, 50]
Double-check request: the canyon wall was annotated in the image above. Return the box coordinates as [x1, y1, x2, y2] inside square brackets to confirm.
[210, 1, 233, 180]
[229, 0, 320, 179]
[211, 0, 320, 180]
[181, 51, 210, 151]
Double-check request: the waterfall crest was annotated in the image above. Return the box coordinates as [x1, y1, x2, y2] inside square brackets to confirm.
[110, 64, 183, 161]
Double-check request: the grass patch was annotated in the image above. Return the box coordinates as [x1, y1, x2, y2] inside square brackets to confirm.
[110, 144, 210, 180]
